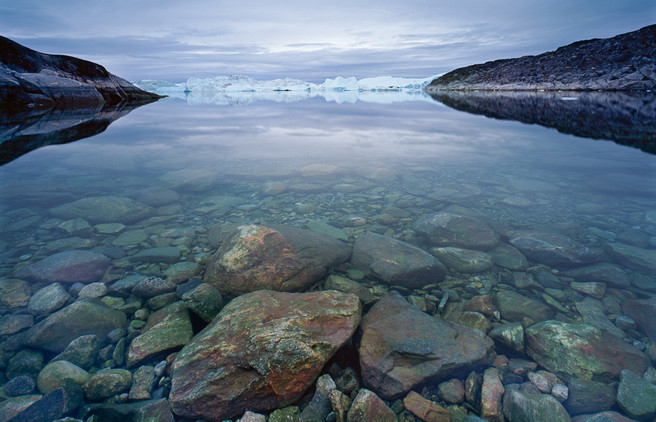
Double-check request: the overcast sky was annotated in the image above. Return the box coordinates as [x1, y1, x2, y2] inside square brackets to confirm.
[2, 0, 654, 82]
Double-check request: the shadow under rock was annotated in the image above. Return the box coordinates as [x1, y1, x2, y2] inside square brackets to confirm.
[429, 91, 656, 154]
[0, 99, 155, 166]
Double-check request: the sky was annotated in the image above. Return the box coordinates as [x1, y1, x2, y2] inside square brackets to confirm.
[1, 0, 654, 83]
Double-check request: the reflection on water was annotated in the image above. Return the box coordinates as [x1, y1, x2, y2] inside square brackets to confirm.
[0, 95, 655, 420]
[0, 101, 153, 166]
[430, 90, 656, 152]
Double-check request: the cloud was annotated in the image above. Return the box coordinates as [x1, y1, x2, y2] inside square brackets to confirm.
[2, 0, 654, 80]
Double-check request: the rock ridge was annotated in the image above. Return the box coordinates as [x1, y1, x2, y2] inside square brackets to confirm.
[425, 25, 655, 91]
[0, 36, 161, 112]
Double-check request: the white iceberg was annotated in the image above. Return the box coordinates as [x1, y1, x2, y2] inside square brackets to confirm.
[133, 74, 442, 105]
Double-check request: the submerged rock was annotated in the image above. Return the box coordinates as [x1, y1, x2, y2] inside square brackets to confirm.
[616, 369, 656, 421]
[403, 390, 450, 422]
[347, 389, 397, 422]
[36, 360, 89, 394]
[351, 232, 446, 288]
[22, 298, 127, 353]
[622, 298, 656, 342]
[84, 399, 175, 422]
[358, 291, 494, 399]
[414, 212, 499, 251]
[605, 242, 656, 273]
[563, 263, 631, 289]
[50, 196, 153, 225]
[169, 290, 361, 421]
[6, 381, 84, 422]
[126, 302, 193, 368]
[509, 231, 598, 268]
[565, 378, 617, 416]
[493, 290, 554, 323]
[15, 250, 111, 284]
[83, 368, 133, 402]
[502, 389, 571, 422]
[430, 246, 493, 273]
[204, 224, 351, 296]
[27, 283, 71, 315]
[0, 279, 31, 312]
[525, 320, 649, 382]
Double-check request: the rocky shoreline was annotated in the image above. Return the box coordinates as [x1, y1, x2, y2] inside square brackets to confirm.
[2, 200, 656, 421]
[0, 36, 161, 113]
[425, 25, 656, 92]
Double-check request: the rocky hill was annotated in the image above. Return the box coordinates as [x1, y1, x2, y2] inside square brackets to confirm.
[0, 36, 161, 111]
[425, 25, 656, 91]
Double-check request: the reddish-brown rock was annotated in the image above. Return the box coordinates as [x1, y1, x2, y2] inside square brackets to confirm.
[169, 290, 361, 421]
[204, 224, 351, 296]
[481, 367, 505, 422]
[403, 391, 451, 422]
[358, 292, 494, 400]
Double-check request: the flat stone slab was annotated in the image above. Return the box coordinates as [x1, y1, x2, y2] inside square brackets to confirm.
[414, 212, 499, 251]
[509, 231, 598, 268]
[50, 196, 153, 224]
[351, 232, 446, 288]
[15, 250, 111, 284]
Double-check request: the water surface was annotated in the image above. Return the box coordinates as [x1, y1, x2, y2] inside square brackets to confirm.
[1, 93, 655, 418]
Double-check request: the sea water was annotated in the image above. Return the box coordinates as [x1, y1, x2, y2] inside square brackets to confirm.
[1, 93, 655, 417]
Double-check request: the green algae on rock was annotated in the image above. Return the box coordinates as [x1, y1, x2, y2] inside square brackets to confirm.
[526, 320, 650, 382]
[169, 290, 361, 421]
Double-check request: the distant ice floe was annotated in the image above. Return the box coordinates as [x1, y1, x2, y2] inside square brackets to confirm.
[132, 74, 442, 105]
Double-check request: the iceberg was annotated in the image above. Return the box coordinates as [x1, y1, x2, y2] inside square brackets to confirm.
[132, 74, 442, 105]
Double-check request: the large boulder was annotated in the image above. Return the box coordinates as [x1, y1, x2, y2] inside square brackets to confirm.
[14, 250, 111, 283]
[358, 292, 494, 400]
[509, 231, 598, 268]
[49, 196, 153, 225]
[414, 212, 499, 250]
[22, 298, 127, 353]
[204, 224, 351, 296]
[351, 232, 446, 288]
[526, 320, 650, 382]
[169, 290, 361, 421]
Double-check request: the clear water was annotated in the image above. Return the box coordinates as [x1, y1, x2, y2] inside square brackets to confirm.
[1, 94, 655, 416]
[3, 97, 655, 252]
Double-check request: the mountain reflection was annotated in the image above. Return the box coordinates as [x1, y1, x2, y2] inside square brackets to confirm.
[0, 101, 153, 166]
[429, 91, 656, 153]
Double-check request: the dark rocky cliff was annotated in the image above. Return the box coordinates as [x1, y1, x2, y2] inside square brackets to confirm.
[426, 25, 656, 91]
[0, 36, 161, 111]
